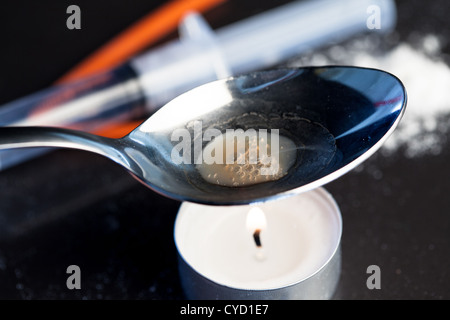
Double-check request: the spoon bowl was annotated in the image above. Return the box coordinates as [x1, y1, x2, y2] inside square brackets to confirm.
[0, 66, 406, 205]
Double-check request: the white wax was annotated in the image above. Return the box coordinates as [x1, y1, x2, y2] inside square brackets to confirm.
[174, 188, 342, 290]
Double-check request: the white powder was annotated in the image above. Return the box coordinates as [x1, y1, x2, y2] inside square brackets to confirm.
[290, 34, 450, 158]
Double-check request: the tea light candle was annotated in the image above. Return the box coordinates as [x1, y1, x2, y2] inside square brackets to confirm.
[174, 187, 342, 300]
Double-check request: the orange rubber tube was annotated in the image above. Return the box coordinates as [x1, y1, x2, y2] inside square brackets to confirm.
[57, 0, 226, 84]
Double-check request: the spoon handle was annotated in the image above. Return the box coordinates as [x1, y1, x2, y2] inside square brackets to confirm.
[0, 126, 129, 168]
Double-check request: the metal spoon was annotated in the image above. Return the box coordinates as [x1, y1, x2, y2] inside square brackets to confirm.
[0, 66, 406, 205]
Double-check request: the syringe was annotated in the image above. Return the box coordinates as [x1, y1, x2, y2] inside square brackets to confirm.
[0, 0, 396, 170]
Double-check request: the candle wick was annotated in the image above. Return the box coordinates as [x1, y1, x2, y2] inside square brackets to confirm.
[253, 229, 262, 247]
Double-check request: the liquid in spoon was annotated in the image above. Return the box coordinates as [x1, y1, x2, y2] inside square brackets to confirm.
[197, 131, 297, 187]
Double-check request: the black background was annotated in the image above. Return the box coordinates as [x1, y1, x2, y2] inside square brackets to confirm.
[0, 0, 449, 300]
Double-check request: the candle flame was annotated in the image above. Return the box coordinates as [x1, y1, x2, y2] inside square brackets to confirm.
[247, 207, 267, 260]
[246, 207, 267, 231]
